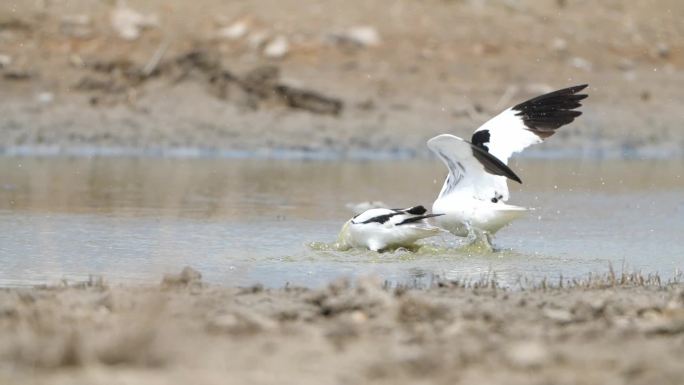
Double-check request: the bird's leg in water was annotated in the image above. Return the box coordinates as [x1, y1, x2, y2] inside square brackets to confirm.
[484, 231, 494, 246]
[464, 223, 494, 252]
[464, 221, 475, 242]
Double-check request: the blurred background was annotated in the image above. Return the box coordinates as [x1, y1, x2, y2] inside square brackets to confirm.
[1, 0, 682, 158]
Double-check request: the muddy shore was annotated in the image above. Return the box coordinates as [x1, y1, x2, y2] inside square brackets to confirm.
[1, 0, 683, 158]
[0, 269, 683, 385]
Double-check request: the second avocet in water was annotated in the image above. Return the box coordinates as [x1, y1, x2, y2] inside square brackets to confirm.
[337, 205, 443, 252]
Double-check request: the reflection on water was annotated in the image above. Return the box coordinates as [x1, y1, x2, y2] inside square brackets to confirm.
[0, 157, 682, 287]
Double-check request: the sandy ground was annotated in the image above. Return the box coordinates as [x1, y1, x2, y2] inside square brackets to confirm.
[1, 0, 683, 157]
[0, 268, 682, 385]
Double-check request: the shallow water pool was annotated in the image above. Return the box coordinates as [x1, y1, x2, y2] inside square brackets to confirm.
[0, 157, 682, 287]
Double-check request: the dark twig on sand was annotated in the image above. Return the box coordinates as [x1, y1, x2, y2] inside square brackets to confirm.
[72, 48, 344, 115]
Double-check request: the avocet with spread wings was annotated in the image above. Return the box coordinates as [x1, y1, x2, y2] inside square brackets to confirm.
[428, 85, 588, 238]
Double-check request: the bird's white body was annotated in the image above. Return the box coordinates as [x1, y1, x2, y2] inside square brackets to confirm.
[432, 195, 527, 236]
[337, 207, 443, 252]
[427, 133, 528, 237]
[428, 85, 588, 238]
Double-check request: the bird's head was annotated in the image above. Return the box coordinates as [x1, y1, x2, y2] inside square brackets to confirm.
[334, 219, 353, 251]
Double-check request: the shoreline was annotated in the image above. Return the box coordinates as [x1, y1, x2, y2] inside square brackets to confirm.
[1, 263, 682, 291]
[1, 269, 683, 385]
[0, 143, 681, 160]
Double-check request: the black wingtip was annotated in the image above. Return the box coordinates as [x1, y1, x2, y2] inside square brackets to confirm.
[403, 205, 427, 215]
[567, 84, 588, 92]
[513, 84, 589, 110]
[396, 213, 444, 226]
[470, 144, 523, 184]
[512, 84, 589, 136]
[505, 169, 522, 184]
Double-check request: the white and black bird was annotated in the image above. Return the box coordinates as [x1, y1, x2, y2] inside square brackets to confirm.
[428, 84, 588, 238]
[337, 206, 444, 252]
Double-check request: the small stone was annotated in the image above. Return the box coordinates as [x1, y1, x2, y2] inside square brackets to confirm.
[550, 37, 567, 52]
[344, 26, 381, 47]
[638, 308, 684, 335]
[217, 20, 249, 40]
[0, 54, 11, 68]
[328, 26, 382, 48]
[263, 35, 289, 59]
[110, 2, 159, 41]
[36, 92, 54, 104]
[179, 266, 201, 282]
[350, 310, 368, 324]
[543, 308, 574, 324]
[161, 266, 202, 288]
[655, 42, 670, 59]
[569, 57, 593, 71]
[505, 342, 549, 369]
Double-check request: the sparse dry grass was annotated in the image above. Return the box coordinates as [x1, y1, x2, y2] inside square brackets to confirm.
[1, 268, 683, 385]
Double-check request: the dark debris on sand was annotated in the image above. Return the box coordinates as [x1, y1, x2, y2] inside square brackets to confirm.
[73, 49, 343, 115]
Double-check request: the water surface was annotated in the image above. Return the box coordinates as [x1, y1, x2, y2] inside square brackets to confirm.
[0, 157, 682, 287]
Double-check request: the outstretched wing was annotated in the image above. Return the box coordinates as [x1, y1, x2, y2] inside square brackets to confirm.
[467, 84, 588, 201]
[472, 84, 588, 163]
[427, 134, 521, 202]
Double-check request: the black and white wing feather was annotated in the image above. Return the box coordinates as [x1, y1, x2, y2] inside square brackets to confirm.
[427, 134, 521, 201]
[352, 205, 442, 226]
[429, 85, 587, 202]
[472, 84, 588, 163]
[343, 205, 445, 251]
